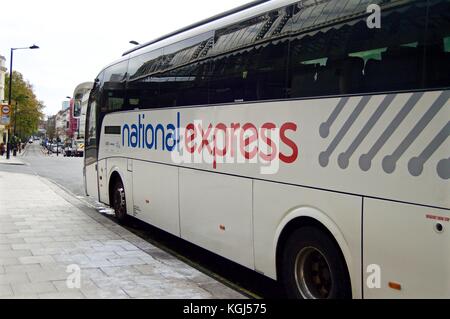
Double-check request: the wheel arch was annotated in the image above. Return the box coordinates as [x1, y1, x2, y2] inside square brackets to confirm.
[108, 168, 125, 207]
[274, 208, 354, 297]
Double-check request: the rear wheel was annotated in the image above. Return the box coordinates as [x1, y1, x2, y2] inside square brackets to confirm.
[281, 227, 351, 299]
[112, 179, 128, 224]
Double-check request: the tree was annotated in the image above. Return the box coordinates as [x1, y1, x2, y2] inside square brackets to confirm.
[4, 71, 44, 140]
[46, 116, 56, 140]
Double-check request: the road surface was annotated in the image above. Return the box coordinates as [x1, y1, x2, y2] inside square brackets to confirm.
[1, 141, 284, 298]
[22, 142, 85, 196]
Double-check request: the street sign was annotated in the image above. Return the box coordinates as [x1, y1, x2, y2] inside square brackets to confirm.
[1, 105, 11, 125]
[1, 105, 10, 115]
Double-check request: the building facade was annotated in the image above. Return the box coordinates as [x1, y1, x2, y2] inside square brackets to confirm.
[54, 108, 69, 141]
[0, 54, 7, 145]
[0, 55, 6, 102]
[45, 115, 56, 140]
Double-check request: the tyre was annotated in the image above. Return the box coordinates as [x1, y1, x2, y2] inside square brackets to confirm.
[112, 179, 128, 224]
[281, 226, 351, 299]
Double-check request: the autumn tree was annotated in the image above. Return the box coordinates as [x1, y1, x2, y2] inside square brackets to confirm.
[46, 116, 56, 140]
[4, 71, 44, 140]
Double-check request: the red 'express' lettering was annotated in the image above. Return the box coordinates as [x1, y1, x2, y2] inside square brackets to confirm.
[183, 121, 298, 166]
[240, 123, 258, 160]
[259, 122, 277, 161]
[185, 123, 196, 154]
[279, 122, 298, 164]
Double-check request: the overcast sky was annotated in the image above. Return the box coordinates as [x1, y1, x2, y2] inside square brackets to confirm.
[0, 0, 251, 116]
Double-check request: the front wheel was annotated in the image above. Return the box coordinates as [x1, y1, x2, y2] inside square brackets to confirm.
[281, 227, 351, 299]
[112, 179, 128, 224]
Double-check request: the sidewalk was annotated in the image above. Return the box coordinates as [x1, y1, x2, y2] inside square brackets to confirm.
[0, 171, 244, 299]
[0, 155, 25, 165]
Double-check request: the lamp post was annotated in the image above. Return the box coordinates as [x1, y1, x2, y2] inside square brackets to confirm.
[6, 44, 39, 159]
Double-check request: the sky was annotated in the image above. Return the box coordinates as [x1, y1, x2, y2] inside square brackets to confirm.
[0, 0, 252, 117]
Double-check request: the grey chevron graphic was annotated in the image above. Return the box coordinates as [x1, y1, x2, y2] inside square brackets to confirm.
[320, 97, 350, 138]
[437, 157, 450, 180]
[383, 91, 450, 174]
[359, 92, 423, 171]
[319, 96, 371, 167]
[338, 94, 396, 169]
[408, 122, 450, 177]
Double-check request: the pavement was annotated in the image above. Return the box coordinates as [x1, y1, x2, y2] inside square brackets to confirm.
[0, 155, 25, 166]
[0, 169, 245, 299]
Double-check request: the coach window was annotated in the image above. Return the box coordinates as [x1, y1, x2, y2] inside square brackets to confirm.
[209, 13, 277, 104]
[288, 0, 429, 98]
[158, 32, 213, 107]
[179, 60, 211, 107]
[423, 0, 450, 89]
[127, 48, 163, 109]
[244, 6, 291, 101]
[346, 0, 428, 94]
[101, 60, 128, 114]
[245, 40, 289, 101]
[160, 61, 211, 107]
[209, 53, 247, 104]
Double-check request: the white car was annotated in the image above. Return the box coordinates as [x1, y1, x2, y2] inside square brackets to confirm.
[51, 144, 63, 154]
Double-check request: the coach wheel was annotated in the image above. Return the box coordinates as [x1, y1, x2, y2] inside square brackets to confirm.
[281, 227, 351, 299]
[112, 179, 128, 224]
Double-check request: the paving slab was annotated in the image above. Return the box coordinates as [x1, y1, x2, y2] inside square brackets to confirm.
[0, 171, 244, 299]
[0, 156, 25, 166]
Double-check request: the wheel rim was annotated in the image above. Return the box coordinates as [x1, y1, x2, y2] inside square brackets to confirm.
[113, 186, 126, 218]
[294, 246, 333, 299]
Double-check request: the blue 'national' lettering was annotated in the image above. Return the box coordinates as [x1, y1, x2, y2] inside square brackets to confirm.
[122, 112, 180, 152]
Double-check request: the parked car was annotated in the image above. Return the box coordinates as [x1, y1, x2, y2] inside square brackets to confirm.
[64, 145, 73, 157]
[62, 139, 84, 157]
[74, 139, 84, 157]
[50, 143, 64, 154]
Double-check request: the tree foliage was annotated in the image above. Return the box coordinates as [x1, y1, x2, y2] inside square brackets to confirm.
[4, 71, 44, 140]
[46, 116, 56, 140]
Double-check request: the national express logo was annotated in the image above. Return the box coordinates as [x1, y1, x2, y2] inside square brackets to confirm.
[122, 112, 298, 174]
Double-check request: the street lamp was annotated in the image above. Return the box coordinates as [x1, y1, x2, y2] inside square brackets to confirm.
[6, 44, 39, 159]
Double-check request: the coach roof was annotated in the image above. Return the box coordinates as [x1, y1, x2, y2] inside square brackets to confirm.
[121, 0, 274, 57]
